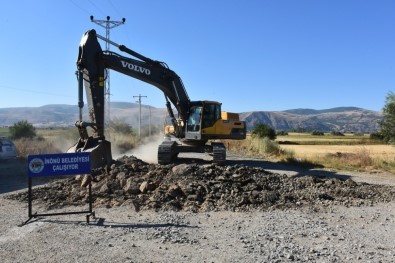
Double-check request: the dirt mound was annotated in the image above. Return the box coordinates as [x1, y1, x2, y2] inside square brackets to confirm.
[8, 155, 395, 212]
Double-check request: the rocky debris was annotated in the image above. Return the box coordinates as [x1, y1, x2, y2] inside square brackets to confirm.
[7, 155, 395, 212]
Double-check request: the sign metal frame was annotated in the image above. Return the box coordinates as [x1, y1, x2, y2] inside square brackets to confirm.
[22, 153, 95, 225]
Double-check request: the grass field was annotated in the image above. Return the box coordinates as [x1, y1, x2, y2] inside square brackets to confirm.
[277, 132, 375, 145]
[4, 125, 395, 173]
[274, 133, 395, 172]
[226, 132, 395, 172]
[276, 132, 391, 158]
[0, 127, 10, 137]
[2, 126, 141, 157]
[280, 144, 395, 160]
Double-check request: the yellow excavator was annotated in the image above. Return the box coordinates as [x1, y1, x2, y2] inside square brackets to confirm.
[68, 29, 246, 168]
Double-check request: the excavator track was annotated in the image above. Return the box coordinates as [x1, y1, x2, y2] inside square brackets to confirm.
[158, 140, 177, 165]
[212, 142, 226, 165]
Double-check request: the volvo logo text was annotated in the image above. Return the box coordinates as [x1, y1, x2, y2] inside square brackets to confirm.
[121, 61, 151, 75]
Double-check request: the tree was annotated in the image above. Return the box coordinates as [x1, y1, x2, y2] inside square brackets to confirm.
[370, 132, 384, 141]
[379, 91, 395, 144]
[276, 130, 288, 136]
[330, 131, 345, 136]
[9, 120, 36, 139]
[251, 123, 276, 140]
[109, 119, 134, 135]
[311, 130, 324, 136]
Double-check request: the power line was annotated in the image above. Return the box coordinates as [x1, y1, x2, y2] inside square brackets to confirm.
[0, 85, 73, 98]
[107, 0, 133, 47]
[87, 0, 106, 16]
[68, 0, 90, 15]
[107, 0, 122, 17]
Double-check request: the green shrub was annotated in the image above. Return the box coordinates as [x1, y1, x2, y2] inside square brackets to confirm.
[249, 137, 281, 155]
[311, 130, 324, 136]
[370, 132, 384, 141]
[251, 123, 276, 140]
[9, 120, 36, 139]
[330, 131, 345, 136]
[276, 130, 288, 136]
[109, 119, 135, 135]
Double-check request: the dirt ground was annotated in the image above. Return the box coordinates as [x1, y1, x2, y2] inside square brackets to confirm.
[1, 153, 395, 262]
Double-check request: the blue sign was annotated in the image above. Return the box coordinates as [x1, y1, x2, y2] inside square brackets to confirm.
[28, 152, 91, 177]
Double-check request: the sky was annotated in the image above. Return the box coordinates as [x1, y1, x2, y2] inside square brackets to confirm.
[1, 0, 394, 113]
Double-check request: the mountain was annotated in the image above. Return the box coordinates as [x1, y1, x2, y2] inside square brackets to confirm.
[0, 103, 383, 133]
[240, 107, 382, 133]
[0, 102, 167, 129]
[282, 107, 364, 115]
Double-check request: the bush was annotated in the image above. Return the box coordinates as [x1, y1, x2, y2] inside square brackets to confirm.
[311, 130, 324, 136]
[251, 123, 276, 140]
[370, 132, 384, 141]
[109, 120, 135, 135]
[9, 120, 36, 139]
[276, 130, 288, 136]
[330, 131, 345, 136]
[248, 136, 295, 159]
[249, 137, 279, 155]
[15, 137, 60, 157]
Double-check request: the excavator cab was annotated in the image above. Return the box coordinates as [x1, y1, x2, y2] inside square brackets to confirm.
[185, 101, 221, 141]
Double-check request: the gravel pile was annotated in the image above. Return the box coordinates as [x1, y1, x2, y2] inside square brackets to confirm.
[8, 155, 395, 212]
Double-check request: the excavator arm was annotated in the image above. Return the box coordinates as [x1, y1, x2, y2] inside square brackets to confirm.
[77, 29, 190, 138]
[102, 51, 190, 132]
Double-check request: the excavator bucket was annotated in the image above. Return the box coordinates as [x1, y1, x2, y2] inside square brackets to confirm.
[67, 137, 112, 170]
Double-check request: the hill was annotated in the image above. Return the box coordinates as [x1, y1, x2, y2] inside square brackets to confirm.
[0, 104, 383, 133]
[240, 107, 382, 133]
[0, 102, 167, 129]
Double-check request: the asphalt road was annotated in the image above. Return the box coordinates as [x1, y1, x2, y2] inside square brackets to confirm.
[0, 158, 54, 195]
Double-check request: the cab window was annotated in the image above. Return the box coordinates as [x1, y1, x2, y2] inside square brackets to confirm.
[187, 106, 202, 132]
[202, 103, 220, 128]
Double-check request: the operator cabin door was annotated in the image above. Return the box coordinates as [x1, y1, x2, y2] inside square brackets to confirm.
[185, 106, 202, 140]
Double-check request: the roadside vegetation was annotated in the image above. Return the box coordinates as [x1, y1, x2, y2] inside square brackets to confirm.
[225, 93, 395, 173]
[276, 132, 394, 172]
[1, 120, 151, 158]
[223, 123, 295, 162]
[224, 131, 395, 173]
[4, 96, 395, 174]
[4, 118, 395, 173]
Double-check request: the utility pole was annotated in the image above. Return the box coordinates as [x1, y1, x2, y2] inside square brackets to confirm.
[149, 106, 151, 136]
[133, 94, 147, 137]
[90, 15, 126, 136]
